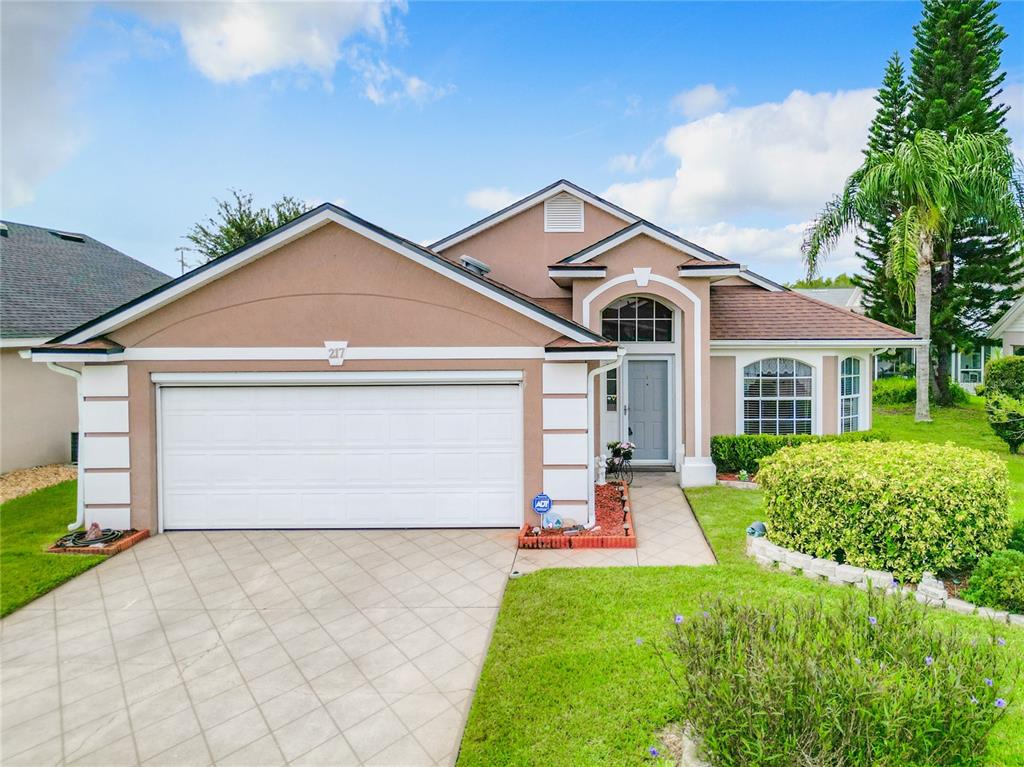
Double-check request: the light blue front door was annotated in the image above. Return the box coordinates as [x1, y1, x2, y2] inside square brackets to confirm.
[627, 359, 669, 461]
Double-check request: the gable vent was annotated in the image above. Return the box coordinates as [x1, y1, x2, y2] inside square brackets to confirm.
[544, 192, 584, 233]
[459, 254, 491, 276]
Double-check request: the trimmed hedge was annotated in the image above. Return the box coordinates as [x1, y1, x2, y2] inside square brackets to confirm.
[985, 355, 1024, 399]
[758, 441, 1010, 582]
[710, 431, 887, 475]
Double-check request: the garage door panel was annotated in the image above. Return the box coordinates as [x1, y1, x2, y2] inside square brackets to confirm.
[161, 384, 522, 530]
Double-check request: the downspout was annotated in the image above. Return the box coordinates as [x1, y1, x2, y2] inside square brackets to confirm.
[586, 348, 626, 528]
[46, 362, 84, 531]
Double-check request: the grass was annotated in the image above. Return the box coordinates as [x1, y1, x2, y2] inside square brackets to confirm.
[0, 481, 103, 617]
[874, 396, 1024, 522]
[458, 402, 1024, 767]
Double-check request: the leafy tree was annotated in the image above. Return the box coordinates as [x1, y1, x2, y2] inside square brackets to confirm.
[787, 273, 856, 290]
[183, 190, 312, 263]
[803, 130, 1023, 422]
[852, 53, 913, 331]
[909, 0, 1022, 403]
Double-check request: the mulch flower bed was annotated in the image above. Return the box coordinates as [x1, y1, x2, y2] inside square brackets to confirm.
[48, 528, 149, 556]
[518, 481, 636, 549]
[0, 463, 77, 504]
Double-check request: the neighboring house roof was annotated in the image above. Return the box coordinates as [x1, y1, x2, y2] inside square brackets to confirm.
[0, 221, 170, 341]
[792, 287, 864, 313]
[430, 179, 638, 252]
[710, 286, 918, 343]
[46, 204, 606, 347]
[988, 292, 1024, 338]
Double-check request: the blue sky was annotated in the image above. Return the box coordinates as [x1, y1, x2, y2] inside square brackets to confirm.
[2, 1, 1021, 283]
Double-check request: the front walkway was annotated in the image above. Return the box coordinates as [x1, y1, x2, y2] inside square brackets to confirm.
[512, 472, 716, 572]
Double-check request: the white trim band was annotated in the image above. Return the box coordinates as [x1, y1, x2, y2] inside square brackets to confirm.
[150, 370, 525, 386]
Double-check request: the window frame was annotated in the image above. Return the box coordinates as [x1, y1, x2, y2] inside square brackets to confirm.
[741, 357, 814, 436]
[601, 296, 674, 344]
[839, 356, 861, 433]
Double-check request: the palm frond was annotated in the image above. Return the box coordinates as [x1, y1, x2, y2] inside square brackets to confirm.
[886, 205, 920, 307]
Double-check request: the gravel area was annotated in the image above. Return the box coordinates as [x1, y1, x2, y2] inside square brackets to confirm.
[0, 463, 77, 504]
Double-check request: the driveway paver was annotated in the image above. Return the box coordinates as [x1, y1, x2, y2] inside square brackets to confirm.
[1, 528, 518, 767]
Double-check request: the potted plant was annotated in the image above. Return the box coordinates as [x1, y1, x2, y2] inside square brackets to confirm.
[607, 440, 635, 461]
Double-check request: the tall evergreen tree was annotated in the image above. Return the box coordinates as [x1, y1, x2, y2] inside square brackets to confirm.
[852, 53, 913, 331]
[908, 0, 1022, 403]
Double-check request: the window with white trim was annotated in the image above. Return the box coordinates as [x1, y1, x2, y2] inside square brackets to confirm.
[605, 368, 618, 412]
[840, 357, 861, 433]
[743, 358, 813, 435]
[601, 297, 673, 342]
[544, 192, 584, 232]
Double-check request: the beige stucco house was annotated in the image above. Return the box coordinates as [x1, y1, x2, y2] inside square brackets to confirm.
[1, 221, 168, 473]
[28, 181, 920, 533]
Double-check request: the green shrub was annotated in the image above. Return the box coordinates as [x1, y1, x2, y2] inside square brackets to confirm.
[657, 591, 1015, 767]
[710, 431, 887, 475]
[873, 376, 970, 406]
[985, 355, 1024, 399]
[758, 441, 1010, 581]
[985, 393, 1024, 454]
[963, 549, 1024, 613]
[873, 376, 917, 405]
[1007, 521, 1024, 554]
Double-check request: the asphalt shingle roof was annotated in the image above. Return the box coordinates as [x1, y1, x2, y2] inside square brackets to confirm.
[0, 221, 170, 339]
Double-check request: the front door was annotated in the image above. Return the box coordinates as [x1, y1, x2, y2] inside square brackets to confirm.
[627, 359, 669, 461]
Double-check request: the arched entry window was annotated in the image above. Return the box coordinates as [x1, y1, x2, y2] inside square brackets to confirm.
[743, 358, 813, 434]
[601, 297, 673, 342]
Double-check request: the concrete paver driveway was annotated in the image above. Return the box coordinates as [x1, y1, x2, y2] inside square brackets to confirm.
[1, 528, 518, 766]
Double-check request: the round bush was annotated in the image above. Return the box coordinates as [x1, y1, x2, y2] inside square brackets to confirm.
[758, 441, 1010, 582]
[985, 355, 1024, 399]
[963, 549, 1024, 613]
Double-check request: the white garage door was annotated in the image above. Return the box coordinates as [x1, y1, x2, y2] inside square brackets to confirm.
[160, 384, 522, 529]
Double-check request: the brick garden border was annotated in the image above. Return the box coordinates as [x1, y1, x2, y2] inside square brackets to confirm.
[746, 535, 1024, 626]
[518, 481, 637, 549]
[48, 528, 150, 556]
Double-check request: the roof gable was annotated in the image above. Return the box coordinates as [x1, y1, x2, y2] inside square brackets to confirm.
[431, 180, 637, 252]
[50, 204, 604, 346]
[989, 293, 1024, 338]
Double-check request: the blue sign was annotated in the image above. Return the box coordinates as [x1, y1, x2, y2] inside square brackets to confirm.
[531, 493, 552, 515]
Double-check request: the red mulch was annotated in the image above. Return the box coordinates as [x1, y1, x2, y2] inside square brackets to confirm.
[530, 482, 627, 538]
[717, 472, 755, 482]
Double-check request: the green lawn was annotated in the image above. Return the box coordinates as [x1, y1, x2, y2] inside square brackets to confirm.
[459, 404, 1024, 767]
[874, 397, 1024, 522]
[0, 481, 103, 617]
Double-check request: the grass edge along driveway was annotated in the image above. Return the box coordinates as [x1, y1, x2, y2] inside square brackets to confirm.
[1, 481, 103, 618]
[457, 406, 1024, 767]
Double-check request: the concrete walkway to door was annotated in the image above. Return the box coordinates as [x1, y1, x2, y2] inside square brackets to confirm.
[512, 472, 716, 572]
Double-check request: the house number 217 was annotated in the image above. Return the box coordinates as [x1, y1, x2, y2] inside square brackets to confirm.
[324, 341, 348, 367]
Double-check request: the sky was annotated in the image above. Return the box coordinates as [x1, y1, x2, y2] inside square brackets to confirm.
[2, 1, 1022, 284]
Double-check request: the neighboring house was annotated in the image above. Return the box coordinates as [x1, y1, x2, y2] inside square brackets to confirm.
[27, 181, 920, 533]
[0, 221, 169, 473]
[792, 286, 864, 313]
[989, 292, 1024, 357]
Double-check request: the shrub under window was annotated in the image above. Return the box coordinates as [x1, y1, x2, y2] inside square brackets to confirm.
[758, 441, 1010, 581]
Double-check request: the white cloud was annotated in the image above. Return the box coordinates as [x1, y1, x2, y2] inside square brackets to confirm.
[135, 1, 394, 82]
[346, 52, 454, 105]
[606, 88, 877, 226]
[0, 2, 90, 209]
[671, 83, 732, 119]
[608, 153, 638, 173]
[464, 187, 519, 212]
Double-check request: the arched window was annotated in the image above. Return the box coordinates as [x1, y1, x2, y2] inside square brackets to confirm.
[743, 358, 813, 435]
[840, 357, 861, 433]
[601, 297, 673, 342]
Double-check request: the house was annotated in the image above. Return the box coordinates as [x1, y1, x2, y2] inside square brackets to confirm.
[27, 181, 921, 533]
[988, 292, 1024, 357]
[792, 286, 864, 313]
[0, 221, 169, 473]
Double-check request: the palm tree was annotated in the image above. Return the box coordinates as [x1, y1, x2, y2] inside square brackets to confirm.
[803, 129, 1023, 421]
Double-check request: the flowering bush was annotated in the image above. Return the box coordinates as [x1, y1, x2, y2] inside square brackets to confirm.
[607, 440, 636, 460]
[654, 591, 1016, 767]
[758, 441, 1010, 581]
[963, 549, 1024, 613]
